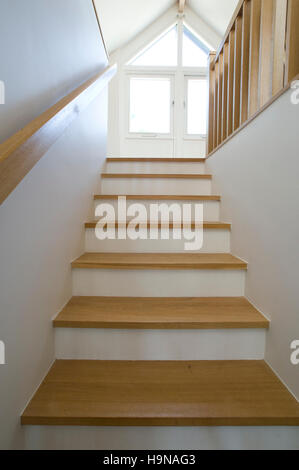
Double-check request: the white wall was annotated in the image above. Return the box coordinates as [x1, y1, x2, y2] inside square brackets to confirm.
[107, 6, 221, 157]
[206, 88, 299, 400]
[0, 0, 108, 449]
[0, 91, 108, 450]
[0, 0, 107, 143]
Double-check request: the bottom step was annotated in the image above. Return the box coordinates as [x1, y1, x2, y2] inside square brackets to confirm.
[22, 360, 299, 426]
[25, 424, 299, 450]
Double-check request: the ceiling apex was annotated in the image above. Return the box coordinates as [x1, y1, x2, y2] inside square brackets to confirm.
[178, 0, 186, 14]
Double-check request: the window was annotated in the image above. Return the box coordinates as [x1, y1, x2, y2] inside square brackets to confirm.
[186, 78, 207, 135]
[129, 76, 173, 134]
[126, 21, 212, 143]
[130, 26, 178, 67]
[183, 26, 209, 67]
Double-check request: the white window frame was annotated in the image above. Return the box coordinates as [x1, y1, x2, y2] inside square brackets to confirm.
[125, 72, 175, 140]
[129, 23, 179, 68]
[124, 18, 211, 143]
[183, 74, 208, 141]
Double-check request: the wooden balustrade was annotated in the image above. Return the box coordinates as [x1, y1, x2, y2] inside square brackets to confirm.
[207, 0, 299, 156]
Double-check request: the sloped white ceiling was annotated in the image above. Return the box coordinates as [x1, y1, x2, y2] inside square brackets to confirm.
[94, 0, 238, 54]
[94, 0, 175, 53]
[189, 0, 239, 36]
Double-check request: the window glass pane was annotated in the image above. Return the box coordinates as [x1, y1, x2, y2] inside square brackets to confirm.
[131, 26, 178, 66]
[187, 78, 207, 135]
[129, 77, 171, 134]
[183, 27, 209, 67]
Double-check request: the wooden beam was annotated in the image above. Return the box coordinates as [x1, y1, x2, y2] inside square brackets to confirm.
[0, 65, 117, 205]
[179, 0, 186, 14]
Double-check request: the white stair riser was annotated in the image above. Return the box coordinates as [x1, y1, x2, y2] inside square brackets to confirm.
[101, 178, 212, 195]
[106, 161, 206, 174]
[25, 426, 299, 450]
[72, 269, 246, 297]
[94, 200, 220, 222]
[55, 328, 266, 361]
[85, 228, 231, 253]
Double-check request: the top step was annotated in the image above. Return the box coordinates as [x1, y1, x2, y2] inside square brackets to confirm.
[107, 158, 206, 163]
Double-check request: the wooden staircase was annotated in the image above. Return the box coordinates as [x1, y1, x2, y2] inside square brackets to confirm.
[22, 157, 299, 445]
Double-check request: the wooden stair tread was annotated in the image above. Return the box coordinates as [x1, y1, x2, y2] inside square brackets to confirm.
[21, 360, 299, 426]
[85, 221, 231, 229]
[107, 157, 206, 163]
[53, 297, 269, 329]
[101, 173, 212, 179]
[94, 194, 221, 200]
[71, 253, 247, 270]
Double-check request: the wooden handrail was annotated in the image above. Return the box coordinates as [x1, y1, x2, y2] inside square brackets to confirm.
[207, 0, 299, 156]
[0, 64, 117, 205]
